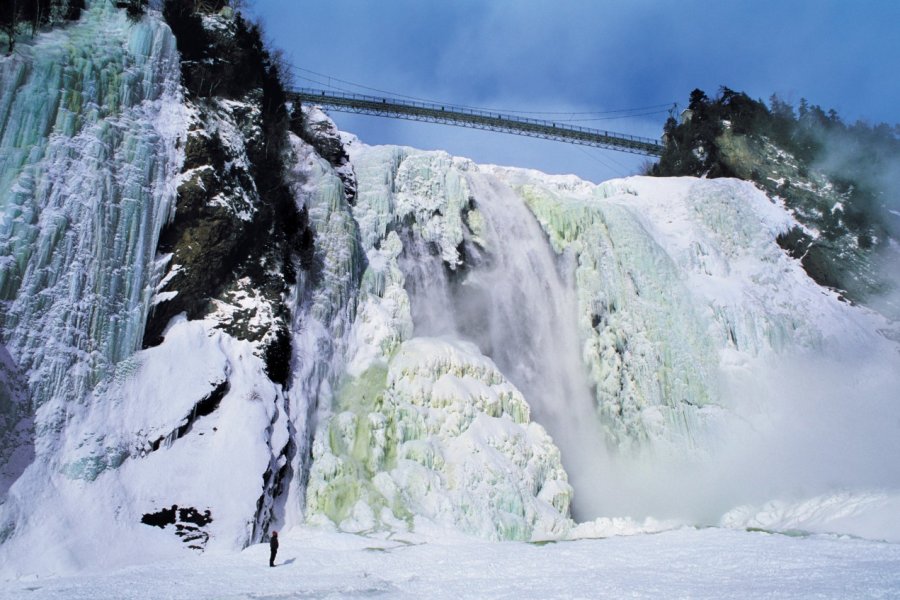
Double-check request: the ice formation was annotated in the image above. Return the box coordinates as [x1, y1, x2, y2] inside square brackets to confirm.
[307, 336, 572, 540]
[302, 141, 573, 540]
[280, 123, 363, 528]
[302, 135, 900, 534]
[0, 1, 183, 454]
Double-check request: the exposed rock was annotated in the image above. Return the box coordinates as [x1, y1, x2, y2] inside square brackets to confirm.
[141, 504, 213, 551]
[144, 10, 314, 388]
[298, 106, 357, 202]
[716, 129, 888, 304]
[146, 380, 230, 453]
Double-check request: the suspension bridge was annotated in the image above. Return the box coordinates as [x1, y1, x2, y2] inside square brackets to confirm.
[290, 88, 665, 157]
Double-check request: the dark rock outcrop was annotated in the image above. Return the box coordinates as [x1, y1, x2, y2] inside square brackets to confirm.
[144, 7, 316, 386]
[141, 504, 213, 550]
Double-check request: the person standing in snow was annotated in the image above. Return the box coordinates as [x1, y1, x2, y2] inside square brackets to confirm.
[269, 531, 279, 567]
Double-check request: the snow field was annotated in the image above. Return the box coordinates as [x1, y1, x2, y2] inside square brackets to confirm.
[3, 526, 900, 599]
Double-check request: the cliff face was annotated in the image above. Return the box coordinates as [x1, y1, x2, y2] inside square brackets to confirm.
[144, 6, 314, 386]
[0, 2, 338, 562]
[129, 4, 335, 547]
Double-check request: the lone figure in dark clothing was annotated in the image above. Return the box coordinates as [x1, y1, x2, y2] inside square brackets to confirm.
[269, 531, 279, 567]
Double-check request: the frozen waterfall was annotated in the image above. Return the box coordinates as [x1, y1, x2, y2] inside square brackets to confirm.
[0, 6, 898, 563]
[305, 138, 900, 540]
[0, 0, 183, 457]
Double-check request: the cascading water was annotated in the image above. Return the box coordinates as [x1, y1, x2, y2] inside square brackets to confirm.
[307, 141, 900, 542]
[304, 147, 573, 540]
[400, 171, 609, 521]
[0, 1, 183, 457]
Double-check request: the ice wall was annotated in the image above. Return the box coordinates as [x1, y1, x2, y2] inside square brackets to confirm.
[0, 1, 183, 458]
[515, 177, 724, 451]
[511, 172, 826, 450]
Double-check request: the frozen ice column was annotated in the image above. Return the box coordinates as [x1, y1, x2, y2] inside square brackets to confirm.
[0, 2, 183, 445]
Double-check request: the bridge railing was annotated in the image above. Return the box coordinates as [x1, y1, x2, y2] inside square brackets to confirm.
[290, 88, 664, 156]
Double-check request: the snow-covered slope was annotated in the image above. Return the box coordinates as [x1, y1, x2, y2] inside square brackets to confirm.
[0, 2, 899, 581]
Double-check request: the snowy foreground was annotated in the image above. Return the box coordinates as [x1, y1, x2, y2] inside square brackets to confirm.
[4, 526, 899, 599]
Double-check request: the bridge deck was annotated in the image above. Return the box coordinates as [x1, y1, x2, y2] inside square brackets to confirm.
[290, 88, 664, 157]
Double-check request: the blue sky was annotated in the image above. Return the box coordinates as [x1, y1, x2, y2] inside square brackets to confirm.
[249, 0, 900, 184]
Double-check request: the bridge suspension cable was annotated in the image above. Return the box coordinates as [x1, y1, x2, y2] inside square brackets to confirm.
[288, 65, 673, 121]
[290, 88, 665, 157]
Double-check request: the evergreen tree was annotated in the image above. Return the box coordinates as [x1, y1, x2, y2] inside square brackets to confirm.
[0, 0, 84, 54]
